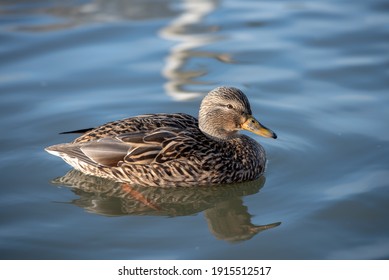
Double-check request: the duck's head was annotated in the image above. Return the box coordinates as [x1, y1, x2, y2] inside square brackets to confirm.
[199, 86, 277, 140]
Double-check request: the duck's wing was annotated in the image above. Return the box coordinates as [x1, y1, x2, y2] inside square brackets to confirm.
[47, 127, 195, 168]
[59, 128, 94, 134]
[46, 113, 203, 168]
[80, 131, 172, 167]
[45, 138, 130, 167]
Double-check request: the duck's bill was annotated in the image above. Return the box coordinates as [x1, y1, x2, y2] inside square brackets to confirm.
[241, 116, 277, 139]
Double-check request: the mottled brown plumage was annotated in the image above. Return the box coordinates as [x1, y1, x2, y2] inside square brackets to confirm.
[45, 87, 276, 187]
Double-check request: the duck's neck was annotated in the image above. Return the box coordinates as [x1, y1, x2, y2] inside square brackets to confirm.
[199, 125, 240, 141]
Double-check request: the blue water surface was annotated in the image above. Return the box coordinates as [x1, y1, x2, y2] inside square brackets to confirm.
[0, 0, 389, 259]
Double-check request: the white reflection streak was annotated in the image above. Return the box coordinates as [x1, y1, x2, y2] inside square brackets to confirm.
[324, 170, 389, 200]
[159, 0, 217, 101]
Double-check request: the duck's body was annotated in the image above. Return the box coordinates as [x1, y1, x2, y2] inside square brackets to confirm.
[46, 87, 276, 187]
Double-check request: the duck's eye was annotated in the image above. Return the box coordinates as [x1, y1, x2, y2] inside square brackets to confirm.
[226, 104, 234, 109]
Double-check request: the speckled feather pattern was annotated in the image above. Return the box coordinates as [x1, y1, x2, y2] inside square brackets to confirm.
[46, 87, 272, 187]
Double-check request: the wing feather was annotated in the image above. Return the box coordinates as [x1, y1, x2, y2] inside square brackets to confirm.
[80, 138, 131, 167]
[49, 113, 205, 167]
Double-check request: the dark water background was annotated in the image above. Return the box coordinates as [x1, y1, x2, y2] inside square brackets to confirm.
[1, 0, 388, 259]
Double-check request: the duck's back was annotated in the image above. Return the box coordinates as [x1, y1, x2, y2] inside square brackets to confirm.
[73, 113, 198, 143]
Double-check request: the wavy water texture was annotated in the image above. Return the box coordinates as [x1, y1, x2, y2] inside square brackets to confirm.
[0, 0, 388, 259]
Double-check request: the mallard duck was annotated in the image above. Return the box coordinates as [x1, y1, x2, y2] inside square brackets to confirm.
[45, 86, 277, 187]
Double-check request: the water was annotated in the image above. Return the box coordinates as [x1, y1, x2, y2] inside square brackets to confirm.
[1, 0, 388, 259]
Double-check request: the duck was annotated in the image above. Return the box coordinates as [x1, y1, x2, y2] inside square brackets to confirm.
[45, 86, 277, 187]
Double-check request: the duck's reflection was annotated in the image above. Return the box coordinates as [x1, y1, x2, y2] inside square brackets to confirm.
[205, 199, 280, 243]
[52, 169, 280, 242]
